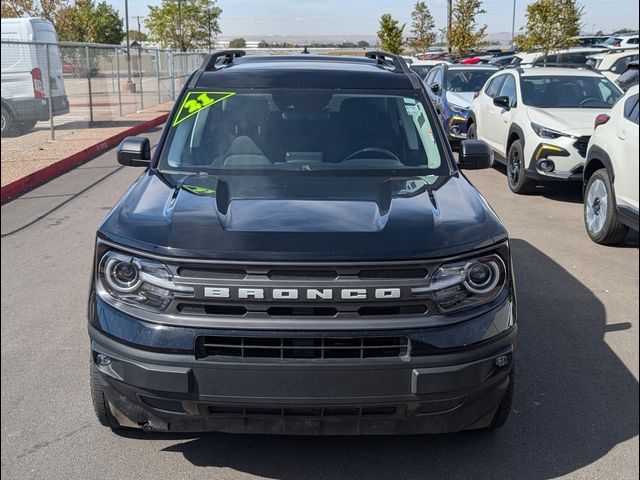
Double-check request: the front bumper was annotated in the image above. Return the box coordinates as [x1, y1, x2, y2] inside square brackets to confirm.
[524, 136, 587, 181]
[9, 95, 69, 122]
[89, 296, 516, 434]
[444, 112, 470, 143]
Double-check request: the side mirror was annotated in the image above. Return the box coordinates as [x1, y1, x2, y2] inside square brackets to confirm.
[458, 140, 493, 170]
[493, 96, 511, 110]
[117, 136, 150, 167]
[430, 83, 441, 95]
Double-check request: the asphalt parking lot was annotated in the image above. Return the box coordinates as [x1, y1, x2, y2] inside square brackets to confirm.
[1, 126, 638, 480]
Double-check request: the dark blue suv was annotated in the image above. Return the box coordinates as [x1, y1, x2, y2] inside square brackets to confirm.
[424, 64, 498, 147]
[88, 51, 515, 435]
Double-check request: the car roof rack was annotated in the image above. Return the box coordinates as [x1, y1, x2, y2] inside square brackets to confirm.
[187, 49, 246, 87]
[365, 50, 421, 89]
[499, 64, 524, 72]
[518, 62, 594, 70]
[201, 50, 246, 71]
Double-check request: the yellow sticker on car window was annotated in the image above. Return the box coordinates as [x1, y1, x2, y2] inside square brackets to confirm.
[172, 91, 236, 126]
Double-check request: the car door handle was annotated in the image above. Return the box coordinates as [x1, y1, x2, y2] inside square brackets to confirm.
[617, 130, 626, 140]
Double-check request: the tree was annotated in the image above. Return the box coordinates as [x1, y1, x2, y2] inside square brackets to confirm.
[447, 0, 487, 57]
[1, 0, 68, 23]
[55, 0, 123, 45]
[356, 40, 370, 48]
[258, 40, 270, 48]
[409, 1, 436, 52]
[129, 30, 148, 43]
[228, 37, 246, 48]
[515, 0, 583, 60]
[146, 0, 221, 52]
[377, 13, 405, 54]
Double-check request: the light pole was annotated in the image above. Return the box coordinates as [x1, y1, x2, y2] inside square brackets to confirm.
[124, 0, 132, 84]
[207, 6, 212, 52]
[178, 0, 183, 52]
[133, 15, 144, 44]
[447, 0, 452, 52]
[511, 0, 517, 46]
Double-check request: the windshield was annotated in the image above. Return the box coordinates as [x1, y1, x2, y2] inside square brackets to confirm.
[159, 89, 449, 175]
[520, 75, 623, 108]
[604, 36, 622, 46]
[410, 65, 434, 78]
[446, 70, 494, 93]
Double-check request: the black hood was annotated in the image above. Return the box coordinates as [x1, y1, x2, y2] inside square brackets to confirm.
[99, 170, 507, 261]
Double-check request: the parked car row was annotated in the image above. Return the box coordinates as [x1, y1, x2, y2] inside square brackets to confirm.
[469, 68, 637, 245]
[409, 41, 639, 246]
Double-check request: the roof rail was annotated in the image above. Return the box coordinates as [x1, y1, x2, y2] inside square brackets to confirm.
[366, 50, 409, 72]
[499, 64, 524, 72]
[365, 50, 421, 89]
[518, 62, 594, 70]
[201, 50, 246, 71]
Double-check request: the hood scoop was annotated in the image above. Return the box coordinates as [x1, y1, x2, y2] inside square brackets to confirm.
[211, 176, 392, 233]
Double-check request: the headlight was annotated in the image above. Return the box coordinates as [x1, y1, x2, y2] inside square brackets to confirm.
[98, 251, 193, 312]
[531, 122, 566, 139]
[448, 102, 467, 114]
[412, 254, 507, 313]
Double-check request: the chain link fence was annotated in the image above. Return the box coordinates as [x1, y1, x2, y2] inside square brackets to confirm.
[1, 40, 206, 140]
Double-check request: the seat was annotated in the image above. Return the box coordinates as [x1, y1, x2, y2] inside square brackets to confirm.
[214, 136, 270, 167]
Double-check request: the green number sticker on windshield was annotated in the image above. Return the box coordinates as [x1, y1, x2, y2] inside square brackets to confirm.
[172, 91, 236, 127]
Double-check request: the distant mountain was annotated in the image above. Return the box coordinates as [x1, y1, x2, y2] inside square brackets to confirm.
[218, 32, 517, 47]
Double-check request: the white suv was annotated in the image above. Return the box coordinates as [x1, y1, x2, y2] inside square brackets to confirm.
[586, 49, 639, 81]
[583, 85, 639, 244]
[467, 67, 623, 193]
[601, 33, 639, 49]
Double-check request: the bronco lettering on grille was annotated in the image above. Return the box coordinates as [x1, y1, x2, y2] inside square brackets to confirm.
[203, 287, 402, 301]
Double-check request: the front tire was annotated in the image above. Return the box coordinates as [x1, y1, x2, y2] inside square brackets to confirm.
[584, 169, 628, 245]
[467, 122, 477, 140]
[507, 139, 535, 194]
[90, 363, 120, 429]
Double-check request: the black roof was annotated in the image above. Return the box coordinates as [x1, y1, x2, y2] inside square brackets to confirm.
[192, 54, 419, 90]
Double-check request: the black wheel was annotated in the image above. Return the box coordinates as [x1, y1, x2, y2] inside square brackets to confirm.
[584, 169, 629, 245]
[1, 105, 19, 138]
[90, 362, 120, 429]
[484, 371, 514, 430]
[507, 139, 535, 194]
[467, 122, 477, 140]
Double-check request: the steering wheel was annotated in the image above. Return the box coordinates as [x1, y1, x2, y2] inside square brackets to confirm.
[579, 97, 600, 107]
[343, 147, 400, 162]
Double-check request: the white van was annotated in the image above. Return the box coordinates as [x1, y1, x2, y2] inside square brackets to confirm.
[1, 17, 69, 137]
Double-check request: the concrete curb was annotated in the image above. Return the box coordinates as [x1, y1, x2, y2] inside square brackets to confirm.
[1, 113, 168, 203]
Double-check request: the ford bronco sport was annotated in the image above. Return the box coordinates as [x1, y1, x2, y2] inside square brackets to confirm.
[89, 50, 516, 434]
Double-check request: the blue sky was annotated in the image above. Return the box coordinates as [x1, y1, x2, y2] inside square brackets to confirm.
[114, 0, 639, 36]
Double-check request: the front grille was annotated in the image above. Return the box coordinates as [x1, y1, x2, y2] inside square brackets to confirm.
[177, 267, 247, 279]
[207, 405, 400, 417]
[196, 335, 409, 360]
[268, 270, 338, 280]
[177, 303, 428, 317]
[358, 268, 427, 279]
[573, 136, 590, 158]
[169, 259, 444, 320]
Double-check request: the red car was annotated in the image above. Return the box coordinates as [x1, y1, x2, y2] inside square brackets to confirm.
[62, 61, 81, 76]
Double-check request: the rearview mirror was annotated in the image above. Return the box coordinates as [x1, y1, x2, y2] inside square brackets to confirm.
[458, 140, 493, 170]
[117, 136, 150, 167]
[493, 96, 511, 110]
[430, 83, 441, 95]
